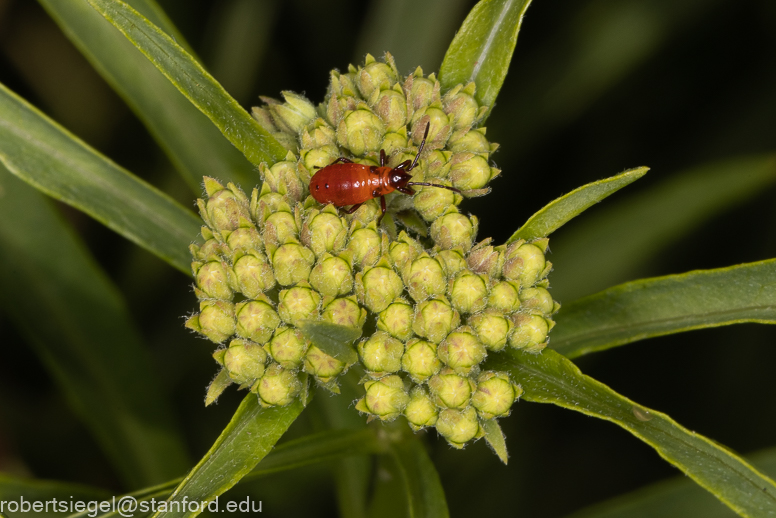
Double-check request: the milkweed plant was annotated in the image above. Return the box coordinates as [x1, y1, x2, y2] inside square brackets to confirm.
[0, 0, 775, 517]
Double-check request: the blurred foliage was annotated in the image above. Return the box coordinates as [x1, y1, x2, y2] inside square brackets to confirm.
[0, 0, 774, 516]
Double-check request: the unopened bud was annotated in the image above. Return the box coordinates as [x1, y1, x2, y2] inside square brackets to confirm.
[448, 270, 488, 314]
[337, 109, 385, 156]
[509, 314, 551, 352]
[376, 299, 415, 341]
[471, 371, 522, 420]
[271, 243, 316, 286]
[304, 344, 348, 383]
[277, 283, 321, 326]
[487, 280, 521, 313]
[322, 296, 366, 329]
[358, 331, 404, 376]
[194, 260, 233, 300]
[356, 261, 404, 312]
[503, 242, 547, 287]
[519, 287, 555, 316]
[268, 326, 309, 369]
[413, 181, 460, 222]
[257, 363, 302, 407]
[469, 311, 512, 351]
[436, 407, 481, 448]
[309, 254, 353, 297]
[357, 375, 409, 421]
[438, 327, 486, 374]
[188, 300, 235, 343]
[231, 250, 275, 299]
[428, 368, 475, 409]
[301, 207, 348, 256]
[401, 338, 442, 383]
[403, 386, 439, 430]
[403, 253, 447, 302]
[374, 88, 407, 132]
[430, 209, 476, 252]
[413, 297, 460, 343]
[224, 339, 268, 385]
[235, 298, 280, 344]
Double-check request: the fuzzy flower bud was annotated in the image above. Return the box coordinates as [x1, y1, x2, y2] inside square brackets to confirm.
[374, 87, 407, 132]
[277, 283, 321, 326]
[224, 339, 268, 385]
[358, 331, 404, 376]
[267, 91, 317, 135]
[450, 153, 498, 191]
[304, 345, 348, 383]
[356, 260, 404, 313]
[187, 300, 235, 343]
[435, 249, 467, 276]
[413, 297, 461, 343]
[471, 371, 523, 420]
[401, 338, 442, 383]
[231, 250, 275, 299]
[437, 326, 486, 374]
[430, 209, 476, 252]
[487, 280, 521, 313]
[411, 105, 450, 144]
[510, 314, 552, 352]
[226, 226, 262, 253]
[442, 83, 482, 129]
[309, 254, 353, 297]
[271, 243, 315, 286]
[322, 295, 366, 329]
[301, 207, 348, 256]
[403, 386, 439, 430]
[503, 242, 547, 287]
[469, 311, 512, 351]
[235, 298, 280, 344]
[356, 375, 409, 421]
[268, 326, 309, 369]
[376, 299, 415, 341]
[200, 178, 251, 232]
[256, 363, 302, 407]
[428, 368, 476, 409]
[467, 240, 503, 278]
[403, 253, 447, 302]
[448, 270, 488, 314]
[388, 232, 422, 271]
[259, 158, 304, 201]
[413, 181, 461, 222]
[337, 109, 385, 156]
[519, 287, 556, 316]
[347, 223, 382, 269]
[193, 260, 233, 300]
[264, 210, 299, 247]
[358, 55, 398, 98]
[447, 127, 493, 155]
[436, 407, 481, 448]
[301, 144, 340, 172]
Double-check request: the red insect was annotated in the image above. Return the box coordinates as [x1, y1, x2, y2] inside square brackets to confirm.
[309, 125, 461, 220]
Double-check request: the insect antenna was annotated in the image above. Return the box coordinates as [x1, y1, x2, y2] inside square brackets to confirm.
[407, 181, 462, 194]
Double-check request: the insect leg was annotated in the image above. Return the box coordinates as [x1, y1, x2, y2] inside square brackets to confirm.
[377, 196, 387, 224]
[344, 203, 363, 214]
[330, 157, 354, 165]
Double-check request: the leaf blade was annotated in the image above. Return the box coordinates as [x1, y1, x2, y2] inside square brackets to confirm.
[389, 437, 450, 518]
[0, 81, 200, 274]
[488, 349, 776, 518]
[551, 259, 776, 359]
[506, 167, 648, 243]
[298, 321, 362, 365]
[439, 0, 533, 111]
[40, 0, 258, 190]
[86, 0, 287, 169]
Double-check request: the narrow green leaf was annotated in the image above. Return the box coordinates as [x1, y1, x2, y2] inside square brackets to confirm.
[0, 81, 200, 274]
[506, 167, 648, 243]
[488, 349, 776, 518]
[86, 0, 287, 169]
[298, 321, 362, 365]
[439, 0, 533, 112]
[0, 168, 189, 487]
[388, 437, 450, 518]
[565, 447, 776, 518]
[548, 154, 776, 302]
[153, 395, 304, 518]
[551, 259, 776, 359]
[0, 473, 109, 518]
[123, 0, 195, 56]
[40, 0, 258, 190]
[481, 419, 509, 464]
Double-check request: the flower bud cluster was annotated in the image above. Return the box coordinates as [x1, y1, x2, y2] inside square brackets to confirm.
[187, 54, 560, 449]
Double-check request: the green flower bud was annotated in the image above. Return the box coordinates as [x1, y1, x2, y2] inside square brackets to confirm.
[388, 231, 422, 271]
[358, 375, 409, 421]
[503, 242, 547, 287]
[428, 368, 475, 409]
[191, 230, 222, 261]
[438, 327, 486, 374]
[278, 283, 321, 326]
[449, 153, 498, 191]
[200, 178, 251, 232]
[347, 224, 382, 269]
[205, 370, 232, 406]
[403, 253, 447, 302]
[448, 270, 488, 314]
[442, 83, 481, 129]
[231, 250, 275, 299]
[422, 149, 453, 179]
[358, 331, 404, 376]
[413, 180, 460, 221]
[471, 371, 522, 420]
[358, 55, 398, 99]
[374, 88, 407, 132]
[235, 298, 280, 344]
[411, 105, 449, 145]
[302, 144, 340, 172]
[267, 91, 317, 134]
[301, 119, 338, 148]
[337, 109, 385, 156]
[268, 326, 309, 369]
[519, 287, 555, 316]
[380, 131, 408, 156]
[253, 187, 286, 225]
[509, 314, 551, 351]
[309, 254, 353, 297]
[264, 210, 299, 247]
[259, 158, 304, 201]
[467, 240, 503, 278]
[487, 280, 521, 313]
[257, 363, 302, 407]
[468, 311, 512, 351]
[194, 260, 233, 300]
[406, 71, 438, 111]
[188, 300, 235, 343]
[225, 226, 262, 253]
[435, 248, 467, 276]
[377, 299, 415, 341]
[304, 344, 347, 383]
[447, 127, 493, 155]
[413, 297, 460, 343]
[430, 209, 476, 252]
[271, 243, 315, 286]
[403, 386, 439, 430]
[356, 261, 404, 313]
[435, 407, 480, 448]
[322, 295, 366, 329]
[401, 338, 442, 383]
[224, 339, 268, 385]
[301, 207, 348, 256]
